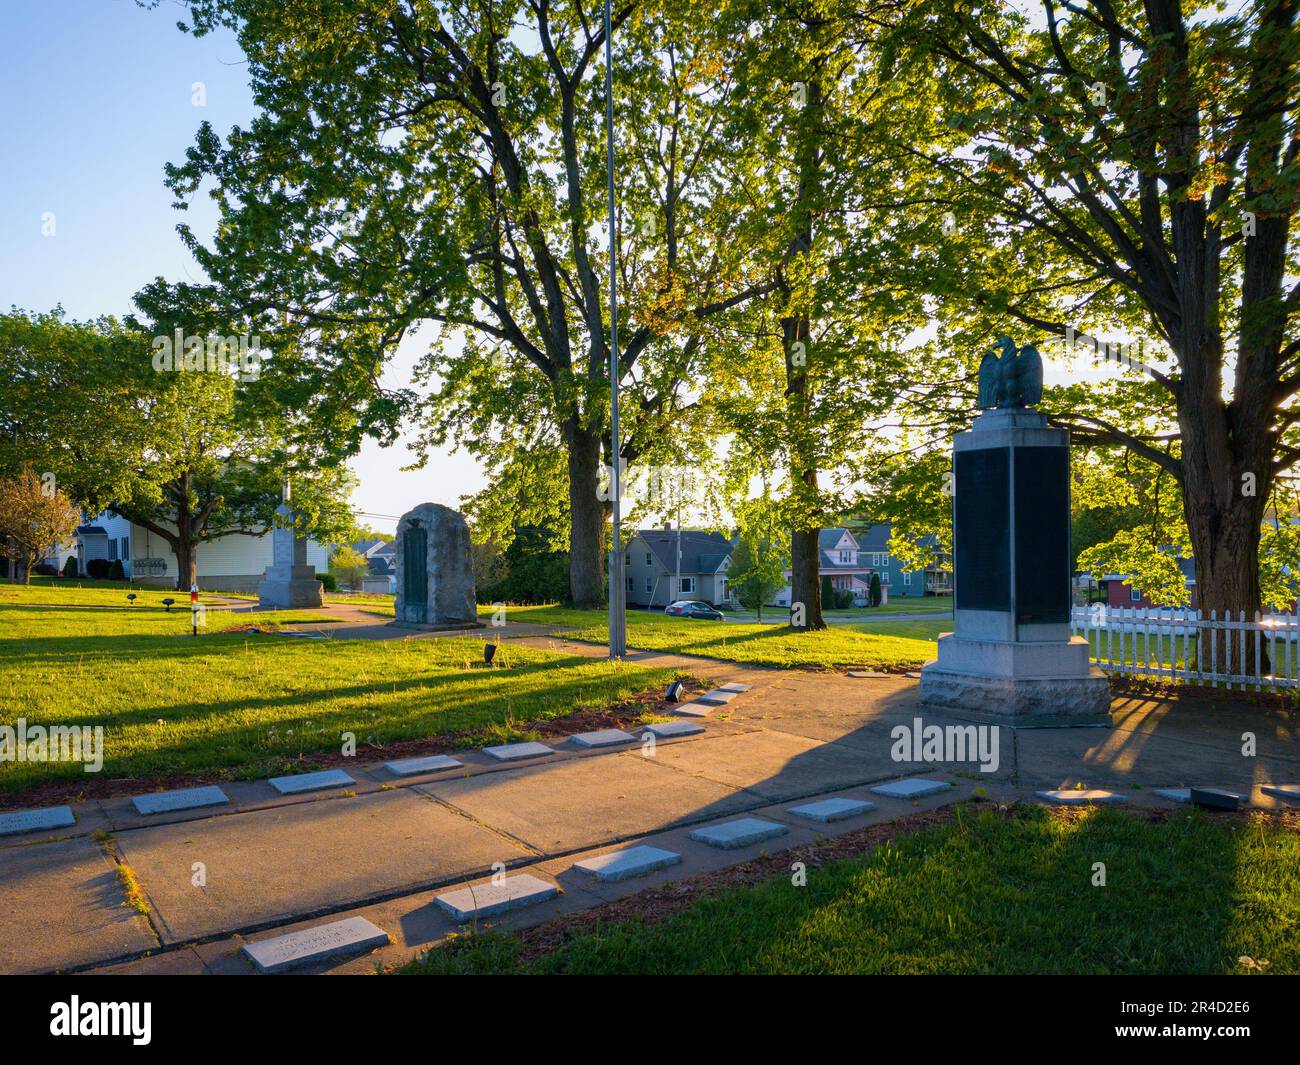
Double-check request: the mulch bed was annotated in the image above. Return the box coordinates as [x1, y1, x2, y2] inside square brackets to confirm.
[0, 676, 713, 812]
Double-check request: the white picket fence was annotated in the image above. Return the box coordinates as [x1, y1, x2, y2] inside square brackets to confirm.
[1070, 605, 1300, 691]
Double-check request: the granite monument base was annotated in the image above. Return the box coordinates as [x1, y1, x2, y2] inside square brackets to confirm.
[919, 634, 1111, 728]
[257, 564, 324, 610]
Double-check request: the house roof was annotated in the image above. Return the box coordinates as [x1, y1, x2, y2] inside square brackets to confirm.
[76, 525, 107, 537]
[368, 556, 394, 575]
[636, 529, 733, 574]
[818, 528, 857, 551]
[855, 523, 892, 551]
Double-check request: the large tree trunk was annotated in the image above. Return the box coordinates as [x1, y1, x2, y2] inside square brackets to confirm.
[1177, 342, 1271, 673]
[783, 310, 825, 631]
[789, 527, 824, 630]
[564, 415, 605, 609]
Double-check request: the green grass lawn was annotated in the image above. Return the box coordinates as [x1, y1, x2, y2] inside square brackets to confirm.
[356, 602, 943, 670]
[826, 595, 954, 617]
[0, 585, 678, 796]
[401, 804, 1300, 975]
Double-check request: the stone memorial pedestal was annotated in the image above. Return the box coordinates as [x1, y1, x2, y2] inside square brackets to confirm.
[919, 408, 1110, 727]
[257, 501, 323, 609]
[390, 502, 484, 632]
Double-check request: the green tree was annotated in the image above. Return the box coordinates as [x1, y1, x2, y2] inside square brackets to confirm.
[727, 494, 788, 621]
[0, 307, 357, 591]
[878, 0, 1300, 667]
[164, 0, 771, 608]
[0, 468, 80, 584]
[329, 545, 371, 591]
[868, 570, 882, 608]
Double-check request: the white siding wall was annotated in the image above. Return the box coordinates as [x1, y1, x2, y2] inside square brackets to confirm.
[89, 511, 330, 588]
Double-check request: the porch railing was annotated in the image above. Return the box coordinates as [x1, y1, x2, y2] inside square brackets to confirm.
[1070, 604, 1300, 691]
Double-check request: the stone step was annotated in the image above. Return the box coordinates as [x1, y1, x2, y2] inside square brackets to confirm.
[696, 690, 738, 706]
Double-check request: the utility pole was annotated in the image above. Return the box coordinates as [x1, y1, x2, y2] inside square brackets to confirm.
[604, 0, 626, 658]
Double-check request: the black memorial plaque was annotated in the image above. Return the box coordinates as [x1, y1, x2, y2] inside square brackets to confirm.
[1013, 445, 1069, 624]
[954, 447, 1010, 612]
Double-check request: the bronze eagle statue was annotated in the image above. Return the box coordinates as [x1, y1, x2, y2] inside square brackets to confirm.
[977, 336, 1043, 409]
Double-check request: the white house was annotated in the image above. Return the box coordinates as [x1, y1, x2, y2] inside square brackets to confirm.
[76, 511, 330, 592]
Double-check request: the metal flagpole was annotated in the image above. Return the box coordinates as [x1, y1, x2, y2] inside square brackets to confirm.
[604, 0, 626, 658]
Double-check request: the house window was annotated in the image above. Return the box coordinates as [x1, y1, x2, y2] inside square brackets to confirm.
[680, 576, 696, 594]
[646, 577, 653, 593]
[871, 553, 881, 567]
[903, 571, 912, 586]
[1130, 587, 1142, 602]
[645, 552, 653, 566]
[881, 571, 889, 584]
[882, 554, 890, 566]
[625, 553, 631, 566]
[839, 550, 850, 563]
[626, 576, 633, 592]
[108, 540, 118, 561]
[121, 537, 130, 561]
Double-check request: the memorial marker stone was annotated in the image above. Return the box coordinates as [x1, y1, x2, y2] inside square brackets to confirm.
[1036, 789, 1127, 805]
[435, 873, 559, 921]
[869, 778, 953, 800]
[257, 480, 323, 609]
[268, 769, 355, 795]
[570, 728, 636, 749]
[787, 797, 875, 823]
[574, 845, 682, 882]
[688, 817, 787, 849]
[391, 503, 484, 630]
[384, 754, 462, 777]
[0, 804, 75, 837]
[132, 785, 229, 816]
[919, 337, 1110, 727]
[483, 741, 555, 762]
[645, 720, 704, 739]
[242, 916, 390, 973]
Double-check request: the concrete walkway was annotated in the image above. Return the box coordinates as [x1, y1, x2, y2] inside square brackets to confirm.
[2, 668, 1297, 975]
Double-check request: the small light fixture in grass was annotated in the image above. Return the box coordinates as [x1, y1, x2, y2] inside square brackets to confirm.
[161, 598, 175, 612]
[484, 643, 497, 667]
[126, 593, 137, 606]
[666, 679, 684, 702]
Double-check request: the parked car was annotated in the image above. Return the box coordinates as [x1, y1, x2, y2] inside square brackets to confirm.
[665, 600, 724, 621]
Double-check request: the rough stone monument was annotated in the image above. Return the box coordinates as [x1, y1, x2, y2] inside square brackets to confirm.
[257, 480, 323, 609]
[391, 503, 483, 630]
[919, 337, 1110, 727]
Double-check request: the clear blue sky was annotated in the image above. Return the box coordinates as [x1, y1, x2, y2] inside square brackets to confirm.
[0, 0, 484, 533]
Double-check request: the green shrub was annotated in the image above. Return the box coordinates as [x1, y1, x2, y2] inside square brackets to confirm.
[109, 559, 126, 581]
[318, 572, 338, 592]
[62, 555, 79, 578]
[86, 558, 112, 580]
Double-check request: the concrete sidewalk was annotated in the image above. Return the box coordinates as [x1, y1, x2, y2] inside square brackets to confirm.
[2, 670, 1297, 975]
